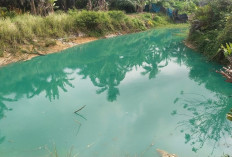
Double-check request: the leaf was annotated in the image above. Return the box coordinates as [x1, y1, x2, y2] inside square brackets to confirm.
[221, 43, 232, 56]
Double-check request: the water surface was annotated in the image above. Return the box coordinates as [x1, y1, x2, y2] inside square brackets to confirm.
[0, 28, 232, 157]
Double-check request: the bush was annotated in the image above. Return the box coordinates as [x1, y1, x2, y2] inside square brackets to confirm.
[0, 7, 17, 19]
[109, 0, 136, 13]
[153, 14, 171, 26]
[45, 40, 57, 47]
[75, 11, 112, 36]
[107, 11, 125, 21]
[131, 18, 146, 31]
[188, 0, 232, 61]
[44, 13, 72, 37]
[0, 18, 20, 44]
[217, 15, 232, 45]
[0, 49, 3, 57]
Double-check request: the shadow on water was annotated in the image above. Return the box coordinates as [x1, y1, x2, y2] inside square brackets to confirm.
[172, 92, 232, 154]
[0, 28, 231, 155]
[171, 52, 232, 154]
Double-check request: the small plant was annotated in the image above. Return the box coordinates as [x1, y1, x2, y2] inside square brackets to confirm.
[45, 40, 57, 47]
[0, 49, 3, 57]
[0, 7, 17, 19]
[220, 43, 232, 56]
[107, 11, 125, 21]
[20, 49, 30, 54]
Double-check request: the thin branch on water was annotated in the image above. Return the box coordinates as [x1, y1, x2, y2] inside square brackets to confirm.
[75, 113, 87, 120]
[74, 105, 86, 113]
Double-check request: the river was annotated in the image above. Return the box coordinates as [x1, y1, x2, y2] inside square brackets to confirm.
[0, 28, 232, 157]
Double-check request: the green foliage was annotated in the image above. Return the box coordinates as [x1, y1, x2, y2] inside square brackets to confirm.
[217, 15, 232, 45]
[153, 14, 171, 25]
[0, 10, 173, 54]
[0, 7, 17, 19]
[107, 10, 126, 21]
[76, 11, 112, 36]
[188, 0, 232, 61]
[0, 49, 3, 57]
[220, 43, 232, 56]
[109, 0, 136, 13]
[155, 0, 198, 14]
[0, 13, 74, 53]
[45, 40, 57, 47]
[137, 13, 172, 27]
[174, 1, 197, 14]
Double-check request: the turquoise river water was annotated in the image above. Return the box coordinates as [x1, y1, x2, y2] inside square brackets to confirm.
[0, 28, 232, 157]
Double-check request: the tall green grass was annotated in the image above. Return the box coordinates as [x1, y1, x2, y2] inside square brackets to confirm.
[0, 10, 172, 55]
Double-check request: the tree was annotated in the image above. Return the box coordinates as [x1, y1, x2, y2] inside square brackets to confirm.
[134, 0, 146, 12]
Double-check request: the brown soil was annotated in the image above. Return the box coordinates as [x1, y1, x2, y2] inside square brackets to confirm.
[0, 36, 98, 67]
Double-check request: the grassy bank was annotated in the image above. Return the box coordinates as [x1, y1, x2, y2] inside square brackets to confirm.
[0, 10, 177, 58]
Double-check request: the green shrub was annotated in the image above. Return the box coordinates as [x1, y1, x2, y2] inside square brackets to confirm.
[98, 12, 113, 31]
[124, 17, 134, 28]
[142, 13, 152, 20]
[217, 15, 232, 45]
[220, 43, 232, 56]
[107, 11, 125, 21]
[75, 11, 114, 36]
[44, 13, 71, 37]
[0, 7, 17, 19]
[0, 49, 3, 57]
[131, 18, 146, 31]
[76, 11, 102, 35]
[188, 0, 232, 61]
[152, 14, 171, 26]
[45, 40, 57, 47]
[109, 0, 136, 13]
[0, 18, 20, 44]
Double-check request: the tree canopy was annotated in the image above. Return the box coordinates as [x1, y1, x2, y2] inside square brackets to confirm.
[0, 0, 202, 15]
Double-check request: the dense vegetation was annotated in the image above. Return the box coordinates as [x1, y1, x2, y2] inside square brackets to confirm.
[0, 0, 198, 57]
[187, 0, 232, 62]
[0, 10, 176, 57]
[0, 0, 215, 59]
[0, 0, 202, 15]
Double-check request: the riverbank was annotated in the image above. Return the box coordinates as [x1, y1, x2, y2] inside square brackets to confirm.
[0, 25, 189, 67]
[0, 10, 189, 67]
[0, 36, 98, 66]
[0, 11, 163, 67]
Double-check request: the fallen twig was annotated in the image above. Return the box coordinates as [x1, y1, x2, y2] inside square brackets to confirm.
[74, 105, 86, 113]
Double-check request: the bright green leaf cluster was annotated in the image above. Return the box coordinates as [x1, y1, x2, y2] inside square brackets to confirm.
[221, 43, 232, 56]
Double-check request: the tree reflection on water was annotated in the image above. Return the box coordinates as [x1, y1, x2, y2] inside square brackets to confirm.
[0, 28, 182, 105]
[172, 91, 232, 154]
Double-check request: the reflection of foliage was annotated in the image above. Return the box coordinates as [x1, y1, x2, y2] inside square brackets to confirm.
[27, 72, 74, 101]
[78, 55, 128, 102]
[172, 91, 232, 154]
[0, 133, 5, 144]
[141, 45, 168, 79]
[0, 95, 15, 145]
[0, 96, 16, 120]
[0, 28, 186, 103]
